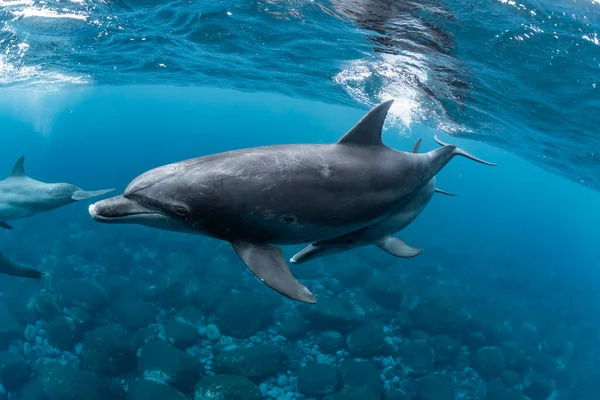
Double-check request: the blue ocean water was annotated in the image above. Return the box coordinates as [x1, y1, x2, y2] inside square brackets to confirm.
[0, 0, 598, 400]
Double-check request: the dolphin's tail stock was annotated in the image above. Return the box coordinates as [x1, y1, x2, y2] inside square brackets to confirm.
[71, 188, 115, 201]
[433, 135, 496, 166]
[0, 252, 44, 279]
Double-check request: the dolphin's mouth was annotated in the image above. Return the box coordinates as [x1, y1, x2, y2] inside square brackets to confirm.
[88, 195, 164, 223]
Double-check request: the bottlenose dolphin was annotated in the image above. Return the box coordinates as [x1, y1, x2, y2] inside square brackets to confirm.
[290, 137, 457, 265]
[88, 100, 494, 304]
[0, 252, 44, 279]
[0, 156, 114, 229]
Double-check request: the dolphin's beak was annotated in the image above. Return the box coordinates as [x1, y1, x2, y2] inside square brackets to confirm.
[88, 195, 161, 224]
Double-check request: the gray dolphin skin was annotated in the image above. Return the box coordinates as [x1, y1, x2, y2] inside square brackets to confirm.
[88, 100, 495, 304]
[0, 252, 44, 279]
[289, 138, 459, 265]
[0, 156, 115, 229]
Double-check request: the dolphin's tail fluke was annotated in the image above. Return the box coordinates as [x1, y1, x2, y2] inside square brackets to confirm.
[433, 135, 496, 166]
[72, 188, 115, 201]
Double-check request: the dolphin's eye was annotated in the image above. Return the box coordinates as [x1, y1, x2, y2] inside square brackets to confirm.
[173, 206, 189, 218]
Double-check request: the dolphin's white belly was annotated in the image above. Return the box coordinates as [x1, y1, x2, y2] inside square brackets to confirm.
[0, 179, 65, 220]
[356, 208, 422, 243]
[0, 203, 37, 220]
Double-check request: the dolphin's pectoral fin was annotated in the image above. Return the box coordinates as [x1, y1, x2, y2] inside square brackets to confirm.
[435, 188, 457, 196]
[9, 155, 26, 177]
[337, 100, 394, 147]
[290, 244, 325, 265]
[231, 241, 317, 304]
[0, 222, 13, 230]
[376, 236, 423, 258]
[71, 188, 115, 201]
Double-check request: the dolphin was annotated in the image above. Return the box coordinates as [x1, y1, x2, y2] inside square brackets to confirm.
[0, 252, 44, 279]
[88, 100, 495, 304]
[289, 137, 457, 265]
[0, 156, 114, 229]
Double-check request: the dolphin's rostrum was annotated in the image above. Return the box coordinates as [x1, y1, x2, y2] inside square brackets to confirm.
[0, 156, 114, 229]
[88, 100, 495, 304]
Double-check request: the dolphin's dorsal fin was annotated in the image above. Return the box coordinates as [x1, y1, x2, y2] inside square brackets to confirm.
[412, 138, 422, 153]
[337, 100, 394, 146]
[9, 155, 26, 177]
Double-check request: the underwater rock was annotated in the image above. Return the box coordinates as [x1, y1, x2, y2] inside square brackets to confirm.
[303, 297, 360, 334]
[82, 326, 137, 376]
[365, 271, 404, 308]
[67, 307, 94, 331]
[410, 330, 431, 343]
[213, 292, 273, 339]
[343, 290, 389, 322]
[46, 316, 81, 352]
[17, 378, 47, 400]
[531, 352, 563, 381]
[297, 363, 341, 397]
[213, 344, 282, 381]
[205, 324, 221, 342]
[464, 332, 487, 352]
[194, 374, 262, 400]
[33, 291, 62, 321]
[500, 369, 520, 388]
[134, 327, 158, 347]
[339, 359, 383, 398]
[464, 317, 506, 348]
[410, 295, 466, 336]
[415, 374, 453, 400]
[126, 378, 188, 400]
[138, 339, 203, 395]
[471, 346, 506, 381]
[486, 378, 526, 400]
[396, 310, 413, 331]
[323, 277, 343, 295]
[0, 303, 22, 348]
[40, 362, 109, 400]
[192, 281, 229, 312]
[386, 390, 414, 400]
[0, 351, 32, 391]
[524, 372, 554, 400]
[346, 321, 388, 357]
[277, 314, 308, 340]
[431, 334, 461, 364]
[316, 331, 345, 354]
[176, 306, 205, 328]
[165, 318, 200, 350]
[96, 275, 138, 303]
[398, 341, 435, 377]
[156, 277, 191, 309]
[109, 300, 157, 330]
[55, 279, 108, 314]
[328, 259, 373, 288]
[324, 388, 380, 400]
[500, 341, 533, 373]
[542, 322, 578, 357]
[289, 261, 322, 280]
